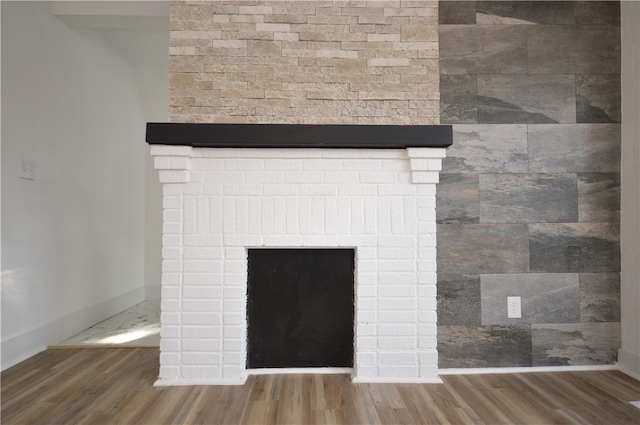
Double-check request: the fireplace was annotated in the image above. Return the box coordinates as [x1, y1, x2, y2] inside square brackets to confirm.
[148, 123, 451, 385]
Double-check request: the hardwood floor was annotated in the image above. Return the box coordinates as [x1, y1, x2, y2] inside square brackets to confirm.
[2, 348, 639, 424]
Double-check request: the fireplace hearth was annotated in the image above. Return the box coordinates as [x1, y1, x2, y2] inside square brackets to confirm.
[148, 123, 451, 385]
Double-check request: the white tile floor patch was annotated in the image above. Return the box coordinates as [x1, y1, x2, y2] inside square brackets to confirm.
[630, 401, 640, 409]
[53, 300, 160, 347]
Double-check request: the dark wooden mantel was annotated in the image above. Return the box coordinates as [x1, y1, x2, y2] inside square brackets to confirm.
[146, 123, 452, 149]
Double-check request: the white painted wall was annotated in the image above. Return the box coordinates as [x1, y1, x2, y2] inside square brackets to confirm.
[619, 1, 640, 380]
[1, 1, 148, 369]
[95, 28, 168, 299]
[140, 63, 166, 301]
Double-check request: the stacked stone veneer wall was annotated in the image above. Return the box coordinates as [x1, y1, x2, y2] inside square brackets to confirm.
[436, 1, 621, 368]
[153, 146, 446, 385]
[169, 1, 439, 125]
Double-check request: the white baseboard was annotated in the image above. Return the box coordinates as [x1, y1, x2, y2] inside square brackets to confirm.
[1, 286, 144, 371]
[439, 364, 619, 376]
[618, 348, 640, 380]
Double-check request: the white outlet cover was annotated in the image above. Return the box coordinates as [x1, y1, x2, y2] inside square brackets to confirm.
[507, 296, 522, 319]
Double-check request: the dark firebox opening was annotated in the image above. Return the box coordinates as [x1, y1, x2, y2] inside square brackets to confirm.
[247, 248, 355, 369]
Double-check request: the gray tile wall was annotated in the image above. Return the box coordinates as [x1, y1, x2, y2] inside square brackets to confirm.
[437, 1, 621, 368]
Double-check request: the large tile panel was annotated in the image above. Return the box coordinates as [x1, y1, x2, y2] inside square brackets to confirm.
[476, 1, 575, 25]
[579, 273, 620, 323]
[577, 173, 620, 223]
[438, 1, 476, 25]
[437, 274, 481, 326]
[527, 25, 621, 74]
[576, 75, 621, 123]
[480, 273, 580, 325]
[574, 1, 620, 25]
[532, 322, 620, 365]
[475, 1, 620, 26]
[438, 223, 530, 273]
[477, 75, 576, 124]
[479, 173, 578, 223]
[528, 124, 621, 173]
[443, 124, 528, 173]
[439, 325, 533, 368]
[439, 25, 527, 74]
[529, 223, 620, 273]
[437, 174, 479, 224]
[440, 74, 477, 124]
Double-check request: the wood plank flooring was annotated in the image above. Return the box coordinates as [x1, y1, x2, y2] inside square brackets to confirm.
[2, 348, 639, 424]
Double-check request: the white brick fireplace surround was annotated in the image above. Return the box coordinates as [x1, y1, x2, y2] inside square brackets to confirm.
[149, 124, 451, 386]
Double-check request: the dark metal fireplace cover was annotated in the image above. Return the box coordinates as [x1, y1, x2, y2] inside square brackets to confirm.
[146, 123, 452, 149]
[246, 249, 355, 369]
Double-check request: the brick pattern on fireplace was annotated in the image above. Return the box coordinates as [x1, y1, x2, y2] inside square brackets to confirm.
[168, 1, 440, 125]
[153, 146, 445, 385]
